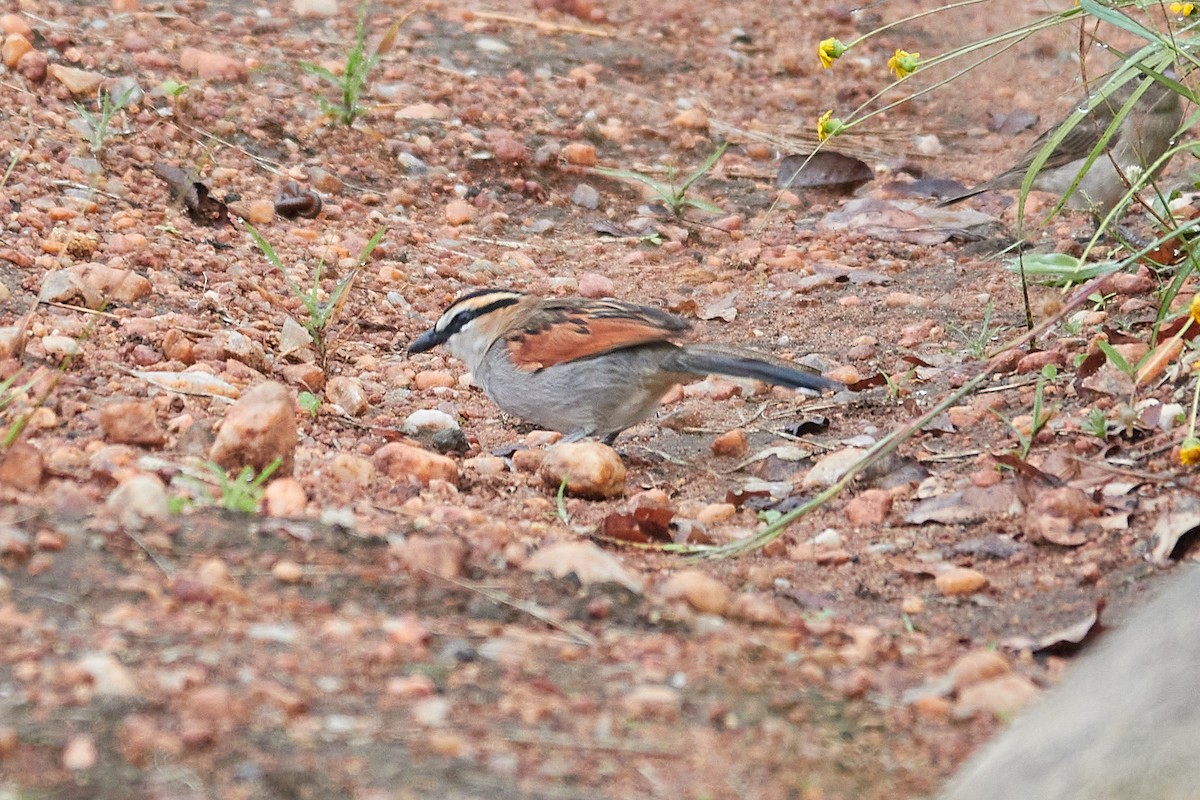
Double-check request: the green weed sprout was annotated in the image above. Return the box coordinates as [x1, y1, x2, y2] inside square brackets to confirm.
[75, 86, 135, 155]
[176, 458, 283, 514]
[245, 224, 386, 368]
[995, 364, 1058, 460]
[297, 391, 320, 417]
[299, 1, 409, 125]
[947, 300, 996, 359]
[595, 141, 728, 217]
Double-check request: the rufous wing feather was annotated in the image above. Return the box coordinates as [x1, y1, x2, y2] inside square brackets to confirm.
[505, 314, 677, 371]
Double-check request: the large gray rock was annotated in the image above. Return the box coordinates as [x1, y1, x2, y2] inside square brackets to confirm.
[942, 567, 1200, 800]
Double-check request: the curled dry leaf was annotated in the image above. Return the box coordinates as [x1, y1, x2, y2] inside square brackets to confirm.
[600, 506, 674, 544]
[1003, 598, 1105, 656]
[1151, 497, 1200, 565]
[776, 151, 874, 193]
[1134, 332, 1184, 387]
[151, 162, 230, 227]
[699, 290, 739, 322]
[906, 483, 1022, 525]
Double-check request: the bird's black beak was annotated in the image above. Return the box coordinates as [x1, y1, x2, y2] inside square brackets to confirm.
[407, 327, 445, 355]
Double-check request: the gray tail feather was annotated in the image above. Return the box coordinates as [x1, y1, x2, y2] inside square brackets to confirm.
[668, 344, 842, 394]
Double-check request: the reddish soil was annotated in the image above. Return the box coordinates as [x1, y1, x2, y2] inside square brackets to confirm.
[0, 1, 1195, 798]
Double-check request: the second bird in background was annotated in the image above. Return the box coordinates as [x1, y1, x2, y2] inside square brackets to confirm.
[940, 67, 1184, 216]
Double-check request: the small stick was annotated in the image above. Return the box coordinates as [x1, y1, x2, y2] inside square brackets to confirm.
[470, 10, 612, 37]
[423, 570, 597, 646]
[501, 729, 678, 756]
[126, 529, 174, 576]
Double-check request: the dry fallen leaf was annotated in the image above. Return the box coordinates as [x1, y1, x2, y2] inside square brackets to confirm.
[699, 290, 740, 322]
[818, 198, 997, 245]
[1003, 599, 1105, 656]
[599, 506, 674, 544]
[776, 151, 874, 193]
[1151, 497, 1200, 565]
[151, 162, 230, 227]
[906, 484, 1022, 525]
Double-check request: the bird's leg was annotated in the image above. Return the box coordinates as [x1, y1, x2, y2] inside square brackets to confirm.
[560, 429, 594, 444]
[601, 431, 622, 447]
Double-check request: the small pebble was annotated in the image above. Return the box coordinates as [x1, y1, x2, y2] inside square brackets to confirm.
[272, 560, 304, 583]
[208, 381, 297, 476]
[374, 442, 459, 487]
[695, 502, 735, 525]
[561, 143, 597, 166]
[179, 47, 247, 82]
[659, 569, 730, 615]
[673, 107, 709, 129]
[571, 183, 599, 209]
[62, 734, 97, 771]
[954, 674, 1039, 720]
[327, 453, 375, 487]
[2, 33, 32, 68]
[414, 370, 456, 390]
[539, 441, 626, 499]
[900, 596, 925, 615]
[325, 375, 367, 416]
[0, 442, 43, 491]
[106, 474, 169, 530]
[622, 685, 682, 720]
[263, 477, 307, 516]
[48, 64, 104, 94]
[445, 200, 476, 226]
[577, 272, 614, 298]
[711, 428, 748, 458]
[100, 400, 165, 446]
[935, 567, 989, 596]
[951, 649, 1011, 690]
[844, 488, 893, 526]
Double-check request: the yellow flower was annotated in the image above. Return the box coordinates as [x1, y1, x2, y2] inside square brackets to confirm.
[816, 110, 846, 142]
[1190, 293, 1200, 325]
[887, 49, 921, 79]
[1170, 2, 1195, 16]
[818, 38, 848, 69]
[1181, 437, 1200, 465]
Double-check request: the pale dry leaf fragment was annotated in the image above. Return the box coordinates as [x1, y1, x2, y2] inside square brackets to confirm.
[1135, 332, 1184, 387]
[725, 445, 812, 474]
[525, 541, 644, 593]
[906, 483, 1022, 525]
[133, 370, 239, 399]
[699, 290, 740, 322]
[1002, 599, 1106, 655]
[279, 316, 313, 356]
[776, 151, 873, 193]
[1151, 497, 1200, 565]
[818, 198, 997, 245]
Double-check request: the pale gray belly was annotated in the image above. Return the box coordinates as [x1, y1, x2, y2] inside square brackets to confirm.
[474, 343, 686, 438]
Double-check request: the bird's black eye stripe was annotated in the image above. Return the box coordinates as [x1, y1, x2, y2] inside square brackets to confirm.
[441, 295, 520, 338]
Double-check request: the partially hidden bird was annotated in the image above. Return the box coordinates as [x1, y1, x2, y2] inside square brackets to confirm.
[408, 289, 842, 445]
[939, 69, 1183, 215]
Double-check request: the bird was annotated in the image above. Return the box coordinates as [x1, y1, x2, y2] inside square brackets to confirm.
[407, 289, 843, 445]
[939, 70, 1183, 216]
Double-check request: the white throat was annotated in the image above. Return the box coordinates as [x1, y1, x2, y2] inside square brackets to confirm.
[443, 321, 499, 374]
